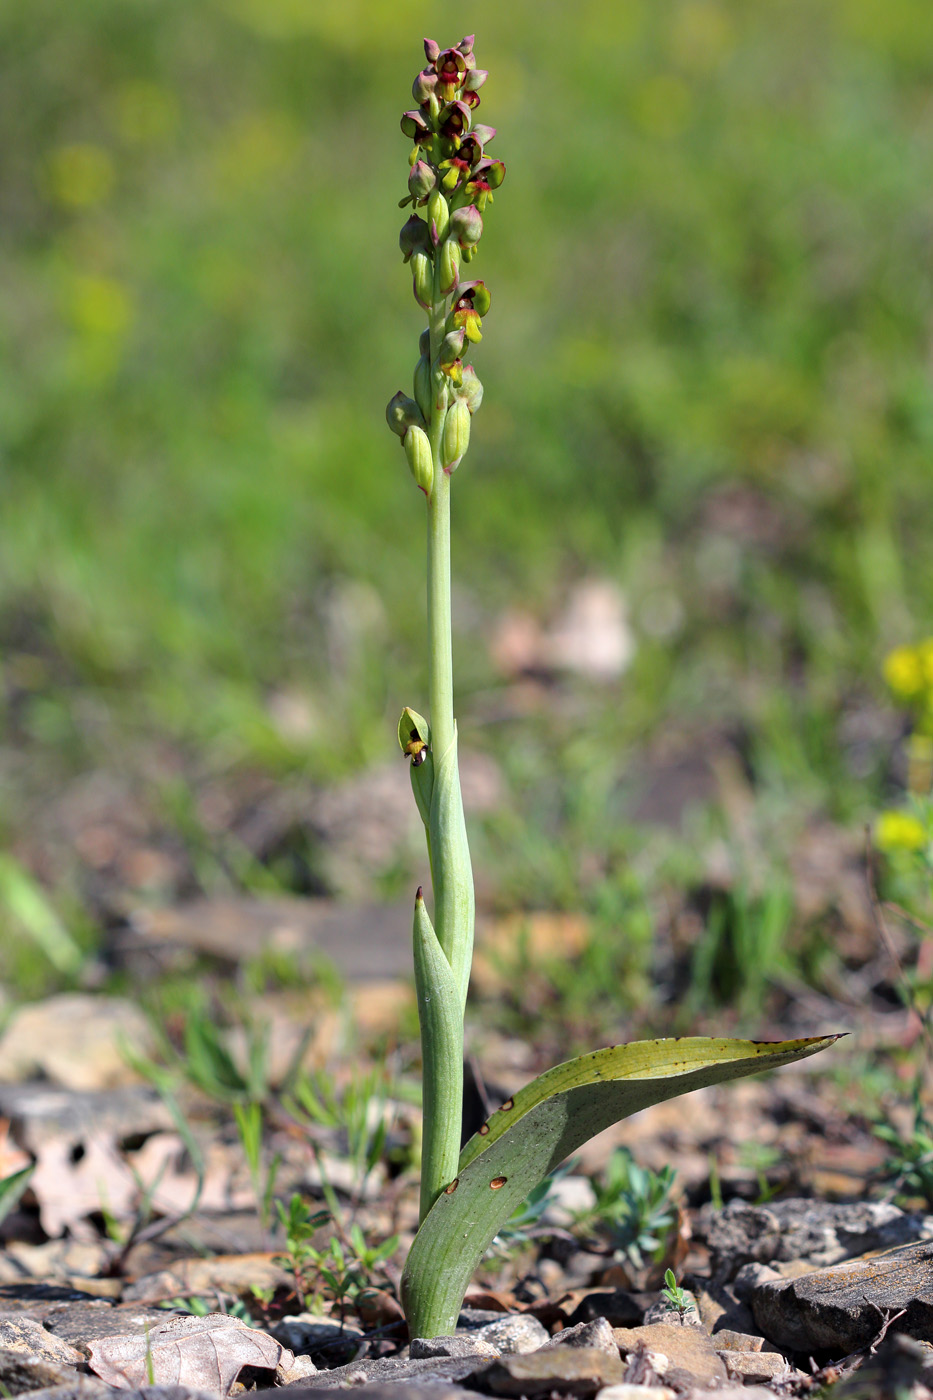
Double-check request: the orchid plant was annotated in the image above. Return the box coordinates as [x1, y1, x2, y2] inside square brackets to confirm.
[386, 35, 837, 1340]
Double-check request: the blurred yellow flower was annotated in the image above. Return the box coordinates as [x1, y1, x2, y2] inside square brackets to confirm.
[883, 643, 927, 702]
[69, 274, 133, 339]
[112, 81, 179, 145]
[875, 810, 927, 853]
[45, 143, 114, 208]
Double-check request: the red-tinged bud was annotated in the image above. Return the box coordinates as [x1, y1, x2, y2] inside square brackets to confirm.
[457, 35, 475, 57]
[411, 250, 433, 308]
[399, 214, 431, 262]
[449, 203, 483, 251]
[438, 237, 461, 294]
[386, 390, 425, 437]
[408, 160, 436, 201]
[403, 424, 434, 497]
[442, 398, 471, 472]
[463, 68, 488, 93]
[461, 88, 481, 111]
[400, 109, 432, 143]
[412, 68, 438, 105]
[457, 364, 484, 415]
[470, 124, 496, 148]
[428, 188, 450, 241]
[424, 38, 440, 64]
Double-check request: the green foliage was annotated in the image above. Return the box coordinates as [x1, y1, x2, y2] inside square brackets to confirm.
[0, 1165, 34, 1227]
[875, 1091, 933, 1209]
[660, 1268, 695, 1323]
[581, 1147, 677, 1271]
[273, 1193, 399, 1313]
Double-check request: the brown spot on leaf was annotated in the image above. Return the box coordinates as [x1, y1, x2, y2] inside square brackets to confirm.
[489, 1176, 507, 1189]
[500, 1098, 514, 1112]
[444, 1177, 460, 1194]
[479, 1123, 489, 1135]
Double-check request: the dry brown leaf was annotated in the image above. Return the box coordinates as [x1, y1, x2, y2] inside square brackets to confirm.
[87, 1313, 292, 1393]
[30, 1132, 137, 1239]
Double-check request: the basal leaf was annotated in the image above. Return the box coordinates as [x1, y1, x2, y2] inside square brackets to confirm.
[401, 1033, 840, 1337]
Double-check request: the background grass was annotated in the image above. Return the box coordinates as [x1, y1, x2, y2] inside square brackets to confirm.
[1, 0, 932, 1019]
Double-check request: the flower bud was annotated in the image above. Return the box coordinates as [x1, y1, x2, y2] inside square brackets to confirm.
[413, 353, 433, 419]
[399, 214, 430, 262]
[463, 68, 488, 93]
[403, 424, 434, 497]
[448, 203, 483, 251]
[439, 100, 472, 139]
[458, 364, 484, 415]
[400, 109, 432, 144]
[442, 398, 471, 472]
[419, 327, 431, 357]
[427, 188, 449, 241]
[438, 236, 461, 294]
[408, 159, 436, 200]
[412, 68, 438, 105]
[423, 37, 440, 64]
[411, 250, 433, 308]
[470, 124, 496, 148]
[386, 390, 424, 437]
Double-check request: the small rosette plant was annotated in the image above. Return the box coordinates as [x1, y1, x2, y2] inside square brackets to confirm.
[387, 36, 838, 1342]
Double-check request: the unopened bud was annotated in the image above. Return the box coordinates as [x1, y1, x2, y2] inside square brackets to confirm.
[419, 328, 431, 357]
[408, 160, 436, 200]
[411, 250, 433, 308]
[400, 109, 431, 143]
[438, 236, 461, 294]
[442, 398, 471, 472]
[458, 364, 484, 415]
[399, 214, 430, 262]
[413, 354, 433, 419]
[427, 188, 450, 241]
[449, 203, 483, 250]
[412, 68, 438, 105]
[403, 424, 434, 497]
[386, 390, 424, 437]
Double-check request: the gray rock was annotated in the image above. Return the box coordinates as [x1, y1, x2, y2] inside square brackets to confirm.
[16, 1390, 219, 1400]
[750, 1239, 933, 1353]
[280, 1388, 475, 1400]
[456, 1308, 512, 1329]
[470, 1314, 550, 1354]
[0, 1317, 82, 1365]
[482, 1346, 624, 1396]
[593, 1387, 675, 1400]
[708, 1328, 766, 1351]
[642, 1291, 700, 1327]
[278, 1356, 321, 1383]
[613, 1324, 728, 1391]
[281, 1354, 490, 1388]
[271, 1316, 364, 1364]
[543, 1319, 618, 1356]
[717, 1349, 800, 1384]
[700, 1197, 933, 1279]
[409, 1335, 499, 1360]
[0, 1352, 85, 1395]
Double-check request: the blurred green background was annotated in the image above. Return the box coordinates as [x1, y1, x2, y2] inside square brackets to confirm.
[2, 0, 932, 1017]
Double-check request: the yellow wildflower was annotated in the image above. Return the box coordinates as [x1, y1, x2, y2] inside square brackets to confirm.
[883, 644, 927, 703]
[875, 810, 927, 853]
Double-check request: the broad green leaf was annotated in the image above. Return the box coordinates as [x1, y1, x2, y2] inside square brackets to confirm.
[428, 723, 474, 1011]
[413, 891, 463, 1221]
[401, 1033, 840, 1337]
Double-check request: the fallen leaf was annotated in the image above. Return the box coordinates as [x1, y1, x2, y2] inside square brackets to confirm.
[87, 1313, 292, 1393]
[30, 1132, 137, 1239]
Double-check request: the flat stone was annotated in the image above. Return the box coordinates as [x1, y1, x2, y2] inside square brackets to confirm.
[544, 1318, 618, 1356]
[699, 1197, 933, 1278]
[0, 1086, 170, 1152]
[750, 1239, 933, 1352]
[717, 1349, 800, 1384]
[281, 1388, 476, 1400]
[0, 995, 155, 1091]
[409, 1335, 499, 1360]
[11, 1389, 215, 1400]
[0, 1317, 82, 1365]
[278, 1356, 321, 1383]
[483, 1346, 624, 1396]
[469, 1314, 550, 1354]
[709, 1328, 765, 1351]
[567, 1291, 644, 1329]
[0, 1352, 84, 1394]
[595, 1387, 675, 1400]
[613, 1325, 728, 1391]
[642, 1291, 700, 1327]
[283, 1354, 490, 1387]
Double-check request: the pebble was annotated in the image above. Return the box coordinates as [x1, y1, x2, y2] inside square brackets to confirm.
[482, 1345, 623, 1397]
[612, 1323, 728, 1391]
[543, 1318, 618, 1355]
[410, 1335, 500, 1360]
[469, 1313, 550, 1354]
[595, 1387, 675, 1400]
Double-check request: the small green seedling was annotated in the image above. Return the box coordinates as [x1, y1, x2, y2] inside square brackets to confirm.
[580, 1147, 678, 1272]
[660, 1268, 695, 1324]
[386, 34, 839, 1339]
